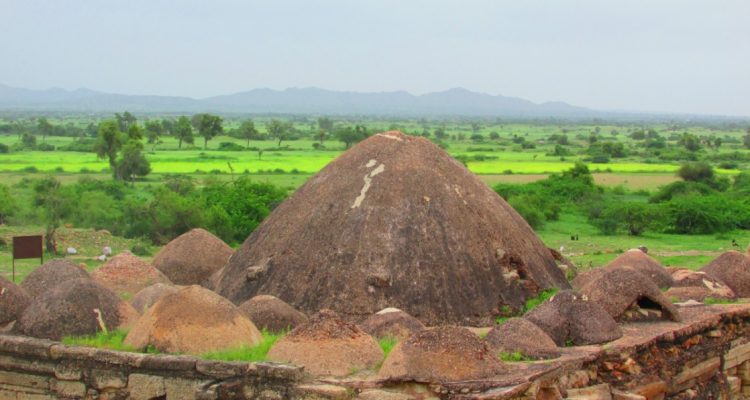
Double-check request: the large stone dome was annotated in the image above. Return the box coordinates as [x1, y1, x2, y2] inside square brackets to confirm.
[214, 131, 570, 325]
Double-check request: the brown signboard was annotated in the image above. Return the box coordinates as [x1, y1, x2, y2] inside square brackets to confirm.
[12, 235, 43, 282]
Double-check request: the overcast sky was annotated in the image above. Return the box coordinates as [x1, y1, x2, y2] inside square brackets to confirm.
[2, 0, 749, 116]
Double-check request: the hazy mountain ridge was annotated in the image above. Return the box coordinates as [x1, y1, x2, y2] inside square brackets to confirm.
[0, 84, 601, 117]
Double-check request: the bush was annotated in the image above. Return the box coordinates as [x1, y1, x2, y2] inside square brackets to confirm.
[60, 139, 95, 152]
[589, 154, 610, 164]
[217, 142, 245, 151]
[21, 133, 36, 148]
[200, 177, 287, 244]
[0, 184, 15, 224]
[677, 162, 714, 182]
[650, 181, 717, 203]
[71, 191, 124, 232]
[662, 195, 748, 234]
[509, 200, 545, 229]
[592, 202, 659, 236]
[0, 143, 8, 153]
[130, 243, 151, 256]
[37, 143, 55, 151]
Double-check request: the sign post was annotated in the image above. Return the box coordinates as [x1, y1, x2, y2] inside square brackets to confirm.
[12, 235, 43, 283]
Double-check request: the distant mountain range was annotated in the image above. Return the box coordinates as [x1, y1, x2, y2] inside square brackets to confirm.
[0, 84, 601, 117]
[0, 84, 743, 120]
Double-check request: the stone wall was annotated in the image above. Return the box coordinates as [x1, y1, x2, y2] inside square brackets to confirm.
[0, 334, 305, 399]
[2, 304, 750, 399]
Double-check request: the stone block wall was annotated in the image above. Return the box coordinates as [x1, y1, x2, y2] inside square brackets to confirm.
[0, 334, 306, 399]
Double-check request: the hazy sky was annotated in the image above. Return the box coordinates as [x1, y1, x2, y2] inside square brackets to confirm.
[2, 0, 749, 116]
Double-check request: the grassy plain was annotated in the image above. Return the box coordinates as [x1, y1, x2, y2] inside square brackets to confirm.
[1, 118, 749, 284]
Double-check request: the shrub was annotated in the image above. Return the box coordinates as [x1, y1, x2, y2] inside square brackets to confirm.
[592, 202, 659, 236]
[217, 142, 245, 151]
[62, 140, 95, 152]
[21, 133, 37, 148]
[0, 184, 15, 224]
[509, 200, 545, 229]
[37, 143, 55, 151]
[589, 154, 610, 164]
[200, 178, 287, 244]
[650, 181, 717, 203]
[71, 191, 124, 232]
[0, 143, 8, 153]
[130, 243, 150, 256]
[677, 162, 714, 182]
[663, 195, 741, 234]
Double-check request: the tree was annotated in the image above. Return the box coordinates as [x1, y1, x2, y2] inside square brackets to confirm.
[33, 177, 71, 253]
[317, 117, 334, 144]
[238, 120, 260, 148]
[21, 133, 37, 148]
[0, 184, 15, 224]
[679, 132, 701, 152]
[334, 125, 369, 149]
[266, 119, 294, 147]
[144, 120, 164, 149]
[434, 127, 447, 140]
[743, 129, 750, 149]
[173, 116, 194, 149]
[37, 117, 53, 143]
[116, 140, 151, 183]
[93, 120, 124, 174]
[115, 111, 137, 132]
[127, 124, 143, 141]
[594, 203, 657, 236]
[161, 119, 175, 136]
[677, 162, 714, 183]
[193, 114, 223, 149]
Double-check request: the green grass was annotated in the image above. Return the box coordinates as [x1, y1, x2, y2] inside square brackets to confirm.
[378, 336, 398, 359]
[62, 329, 135, 352]
[200, 330, 284, 362]
[498, 351, 534, 362]
[703, 297, 739, 305]
[61, 328, 284, 362]
[536, 212, 750, 270]
[495, 288, 558, 324]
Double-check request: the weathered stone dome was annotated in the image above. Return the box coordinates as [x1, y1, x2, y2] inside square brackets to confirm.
[214, 131, 569, 325]
[153, 228, 233, 286]
[124, 285, 262, 355]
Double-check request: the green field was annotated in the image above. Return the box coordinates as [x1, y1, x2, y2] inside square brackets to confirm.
[1, 116, 749, 284]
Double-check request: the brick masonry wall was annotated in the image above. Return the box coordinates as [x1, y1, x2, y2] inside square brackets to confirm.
[3, 306, 750, 399]
[0, 334, 306, 399]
